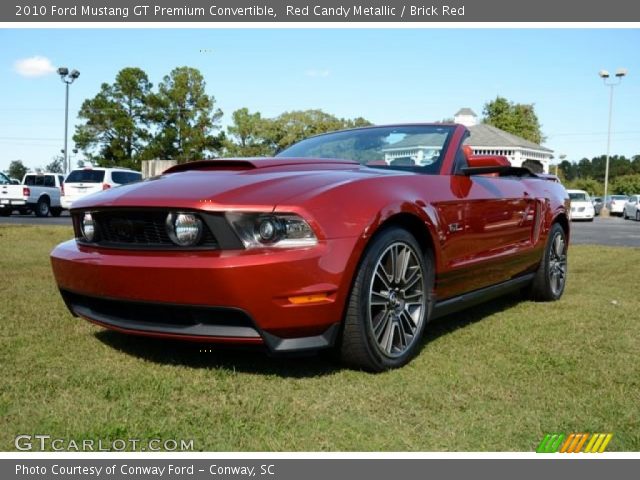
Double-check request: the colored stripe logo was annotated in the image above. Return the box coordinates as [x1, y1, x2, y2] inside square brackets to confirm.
[537, 433, 613, 453]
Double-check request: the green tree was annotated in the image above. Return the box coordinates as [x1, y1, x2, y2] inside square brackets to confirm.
[558, 159, 578, 181]
[147, 67, 223, 162]
[224, 108, 272, 157]
[566, 177, 604, 196]
[611, 174, 640, 195]
[482, 96, 545, 144]
[73, 67, 153, 168]
[45, 155, 64, 173]
[267, 109, 371, 152]
[8, 160, 28, 181]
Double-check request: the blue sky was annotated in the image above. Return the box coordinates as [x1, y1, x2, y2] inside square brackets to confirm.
[1, 28, 639, 172]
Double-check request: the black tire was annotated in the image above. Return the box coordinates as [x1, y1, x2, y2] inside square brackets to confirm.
[50, 207, 63, 217]
[0, 209, 11, 217]
[339, 227, 434, 372]
[636, 211, 640, 222]
[35, 198, 50, 217]
[526, 223, 568, 302]
[623, 210, 628, 220]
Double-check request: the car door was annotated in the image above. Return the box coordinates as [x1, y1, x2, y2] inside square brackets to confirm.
[462, 175, 537, 290]
[435, 149, 538, 297]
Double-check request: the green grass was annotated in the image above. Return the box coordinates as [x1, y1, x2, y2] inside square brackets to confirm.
[1, 225, 639, 451]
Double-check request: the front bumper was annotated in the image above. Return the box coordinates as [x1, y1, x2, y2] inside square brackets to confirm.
[50, 238, 359, 352]
[570, 209, 594, 220]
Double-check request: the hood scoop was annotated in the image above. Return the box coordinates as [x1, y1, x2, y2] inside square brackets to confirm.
[163, 157, 358, 175]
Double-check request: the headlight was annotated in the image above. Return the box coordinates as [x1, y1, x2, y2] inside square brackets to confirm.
[165, 212, 203, 246]
[225, 212, 317, 248]
[81, 212, 96, 242]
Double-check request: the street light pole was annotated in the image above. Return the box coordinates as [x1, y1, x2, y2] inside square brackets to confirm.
[598, 68, 627, 218]
[57, 67, 80, 175]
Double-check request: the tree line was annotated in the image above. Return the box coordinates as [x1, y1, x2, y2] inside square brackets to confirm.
[71, 66, 369, 169]
[558, 155, 640, 196]
[6, 66, 639, 196]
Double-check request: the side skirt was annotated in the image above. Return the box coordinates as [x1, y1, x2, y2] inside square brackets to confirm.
[431, 273, 535, 320]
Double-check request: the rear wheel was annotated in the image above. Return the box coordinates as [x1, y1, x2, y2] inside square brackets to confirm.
[35, 198, 50, 217]
[0, 209, 11, 217]
[340, 227, 433, 372]
[526, 223, 567, 301]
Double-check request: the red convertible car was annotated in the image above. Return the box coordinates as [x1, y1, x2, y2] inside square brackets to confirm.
[51, 124, 570, 371]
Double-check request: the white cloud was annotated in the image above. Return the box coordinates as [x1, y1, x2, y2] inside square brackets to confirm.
[305, 69, 330, 78]
[14, 56, 56, 77]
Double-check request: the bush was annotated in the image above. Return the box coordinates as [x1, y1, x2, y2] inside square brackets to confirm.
[565, 177, 603, 196]
[610, 174, 640, 195]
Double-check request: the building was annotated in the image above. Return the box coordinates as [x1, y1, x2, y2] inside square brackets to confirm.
[456, 108, 553, 173]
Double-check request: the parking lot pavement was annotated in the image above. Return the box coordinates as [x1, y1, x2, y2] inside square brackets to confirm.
[0, 211, 72, 226]
[571, 216, 640, 247]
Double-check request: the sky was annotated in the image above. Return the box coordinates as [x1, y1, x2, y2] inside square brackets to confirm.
[1, 28, 639, 172]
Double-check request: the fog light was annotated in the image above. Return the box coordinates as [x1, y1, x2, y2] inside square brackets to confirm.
[166, 213, 202, 246]
[81, 212, 95, 242]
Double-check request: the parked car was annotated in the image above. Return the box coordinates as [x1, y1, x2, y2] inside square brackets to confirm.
[61, 167, 142, 210]
[50, 124, 570, 371]
[622, 194, 640, 221]
[0, 172, 64, 217]
[567, 189, 595, 221]
[592, 196, 603, 216]
[605, 195, 628, 216]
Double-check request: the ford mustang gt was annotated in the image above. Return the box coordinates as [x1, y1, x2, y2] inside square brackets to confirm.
[50, 124, 570, 371]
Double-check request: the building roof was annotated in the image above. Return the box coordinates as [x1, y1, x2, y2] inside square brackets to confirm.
[455, 107, 477, 117]
[464, 123, 553, 153]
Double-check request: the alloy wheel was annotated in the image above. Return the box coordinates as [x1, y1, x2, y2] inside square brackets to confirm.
[368, 242, 426, 358]
[548, 232, 567, 296]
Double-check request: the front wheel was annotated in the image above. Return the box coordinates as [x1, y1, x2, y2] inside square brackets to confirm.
[339, 227, 433, 372]
[526, 223, 568, 301]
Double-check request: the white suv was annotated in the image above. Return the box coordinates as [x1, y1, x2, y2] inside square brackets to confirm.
[61, 167, 142, 210]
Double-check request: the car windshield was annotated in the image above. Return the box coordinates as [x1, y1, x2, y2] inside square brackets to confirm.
[276, 125, 455, 173]
[569, 192, 589, 201]
[66, 170, 105, 183]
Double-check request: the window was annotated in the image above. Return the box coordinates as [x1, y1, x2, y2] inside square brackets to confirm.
[24, 175, 45, 186]
[44, 175, 55, 187]
[65, 170, 105, 183]
[111, 171, 142, 185]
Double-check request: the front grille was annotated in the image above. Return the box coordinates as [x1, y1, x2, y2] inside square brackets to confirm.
[74, 209, 218, 249]
[60, 290, 261, 339]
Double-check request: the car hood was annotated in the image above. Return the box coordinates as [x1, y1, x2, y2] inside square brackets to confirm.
[71, 158, 403, 210]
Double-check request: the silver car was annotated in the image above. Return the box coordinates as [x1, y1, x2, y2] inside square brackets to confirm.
[622, 195, 640, 221]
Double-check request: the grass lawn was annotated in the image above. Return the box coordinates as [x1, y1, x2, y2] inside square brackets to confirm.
[1, 225, 638, 451]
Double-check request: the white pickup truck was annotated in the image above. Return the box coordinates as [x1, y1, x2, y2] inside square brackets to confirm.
[0, 172, 65, 217]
